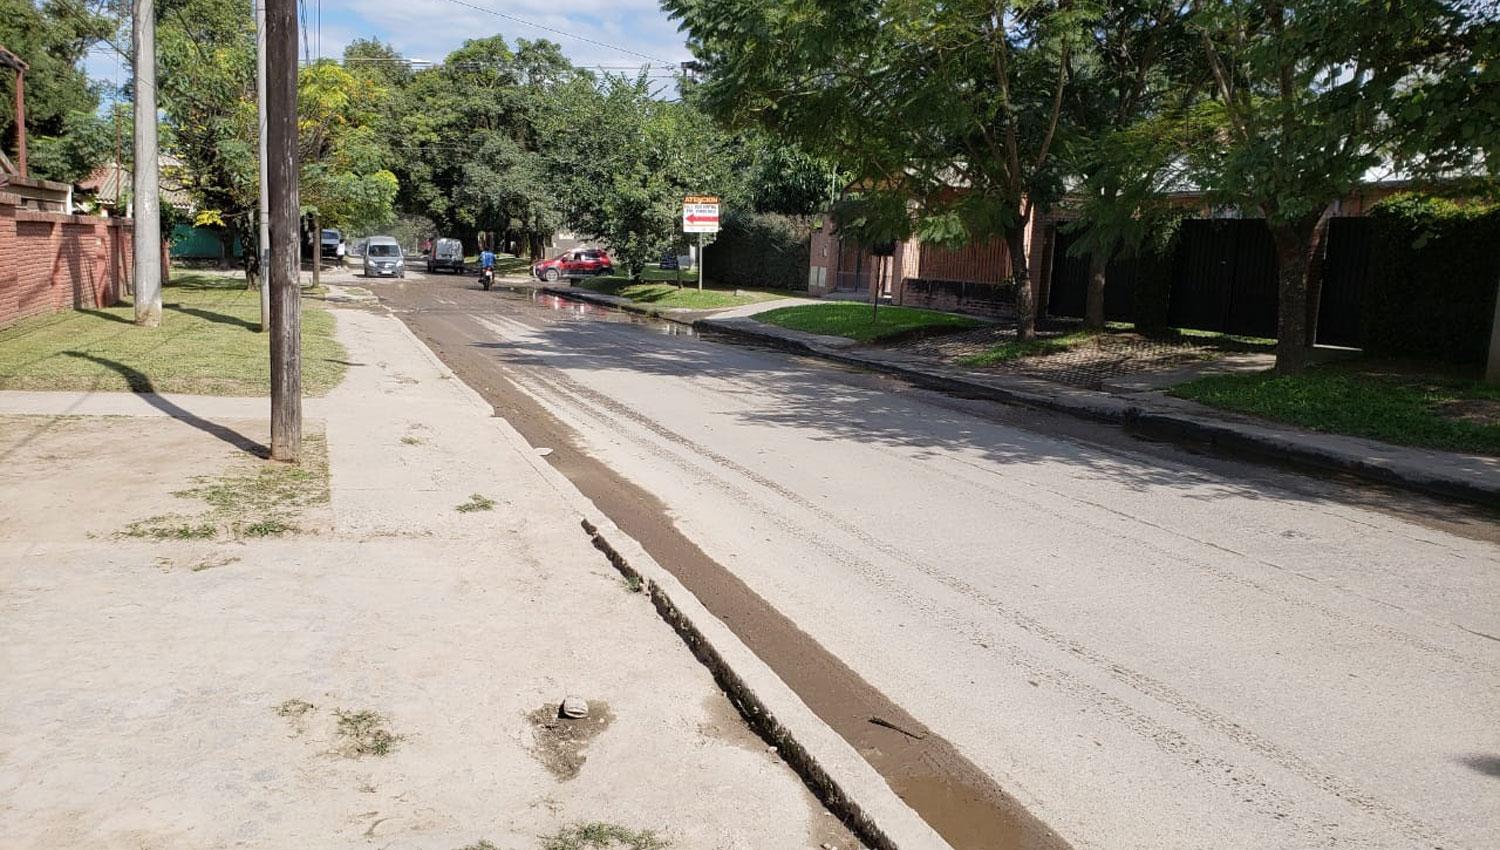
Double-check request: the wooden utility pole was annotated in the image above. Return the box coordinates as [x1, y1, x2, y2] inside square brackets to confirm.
[0, 46, 28, 176]
[255, 0, 270, 331]
[131, 0, 161, 327]
[267, 0, 301, 461]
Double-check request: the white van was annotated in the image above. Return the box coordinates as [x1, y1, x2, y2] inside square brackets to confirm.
[427, 238, 465, 273]
[362, 236, 406, 278]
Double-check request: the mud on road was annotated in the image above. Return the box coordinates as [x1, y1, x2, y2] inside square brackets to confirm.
[372, 278, 1071, 850]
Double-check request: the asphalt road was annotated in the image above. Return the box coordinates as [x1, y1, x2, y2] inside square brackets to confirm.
[371, 270, 1500, 850]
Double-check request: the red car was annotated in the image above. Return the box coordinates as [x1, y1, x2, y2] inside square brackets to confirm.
[532, 247, 614, 281]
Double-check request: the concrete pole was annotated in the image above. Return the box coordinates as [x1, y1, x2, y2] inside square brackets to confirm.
[131, 0, 161, 327]
[256, 0, 270, 331]
[267, 0, 301, 462]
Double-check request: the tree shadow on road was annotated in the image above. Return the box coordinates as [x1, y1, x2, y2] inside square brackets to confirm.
[469, 316, 1500, 538]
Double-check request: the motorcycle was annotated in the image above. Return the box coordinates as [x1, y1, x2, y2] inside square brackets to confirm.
[479, 267, 494, 290]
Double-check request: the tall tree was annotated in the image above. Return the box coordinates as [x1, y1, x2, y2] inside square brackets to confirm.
[156, 0, 257, 264]
[1187, 0, 1490, 373]
[297, 60, 398, 238]
[0, 0, 116, 182]
[665, 0, 1083, 339]
[541, 73, 744, 278]
[386, 36, 574, 257]
[1061, 0, 1199, 329]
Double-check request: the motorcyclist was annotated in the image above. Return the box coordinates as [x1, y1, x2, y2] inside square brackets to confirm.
[478, 248, 496, 289]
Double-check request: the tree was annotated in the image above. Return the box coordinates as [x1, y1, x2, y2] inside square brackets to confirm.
[1187, 0, 1489, 373]
[665, 0, 1082, 339]
[1060, 0, 1199, 329]
[156, 0, 258, 268]
[540, 73, 744, 278]
[383, 36, 574, 258]
[297, 60, 398, 237]
[0, 0, 116, 183]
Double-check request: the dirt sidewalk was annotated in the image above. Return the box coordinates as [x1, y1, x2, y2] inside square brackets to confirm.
[0, 306, 853, 850]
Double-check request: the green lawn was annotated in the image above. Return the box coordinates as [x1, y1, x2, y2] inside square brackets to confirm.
[574, 273, 792, 310]
[0, 273, 348, 396]
[754, 303, 981, 343]
[1170, 367, 1500, 455]
[958, 331, 1096, 367]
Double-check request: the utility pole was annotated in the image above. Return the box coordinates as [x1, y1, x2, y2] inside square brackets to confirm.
[0, 46, 28, 176]
[255, 0, 270, 331]
[267, 0, 300, 461]
[131, 0, 161, 327]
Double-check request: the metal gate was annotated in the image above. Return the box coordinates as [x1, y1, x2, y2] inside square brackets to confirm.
[1315, 218, 1372, 348]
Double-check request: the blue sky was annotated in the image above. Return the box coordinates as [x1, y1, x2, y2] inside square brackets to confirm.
[84, 0, 692, 91]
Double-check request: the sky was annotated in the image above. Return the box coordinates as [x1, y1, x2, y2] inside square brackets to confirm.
[83, 0, 693, 92]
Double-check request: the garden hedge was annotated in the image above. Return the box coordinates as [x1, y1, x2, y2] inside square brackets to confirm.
[702, 212, 814, 291]
[1363, 194, 1500, 365]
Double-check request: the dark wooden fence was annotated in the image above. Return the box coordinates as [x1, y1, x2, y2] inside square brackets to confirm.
[1048, 217, 1376, 346]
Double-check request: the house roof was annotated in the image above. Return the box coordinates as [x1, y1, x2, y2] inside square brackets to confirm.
[79, 155, 193, 209]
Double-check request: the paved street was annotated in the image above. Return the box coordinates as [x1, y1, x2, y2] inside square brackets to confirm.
[372, 270, 1500, 850]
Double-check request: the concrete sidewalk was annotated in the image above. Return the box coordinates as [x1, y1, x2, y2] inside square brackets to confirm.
[0, 307, 867, 849]
[692, 314, 1500, 507]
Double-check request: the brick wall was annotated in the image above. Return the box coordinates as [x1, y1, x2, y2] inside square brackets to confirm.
[0, 192, 133, 327]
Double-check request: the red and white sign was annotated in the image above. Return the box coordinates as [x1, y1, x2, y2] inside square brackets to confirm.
[683, 195, 720, 233]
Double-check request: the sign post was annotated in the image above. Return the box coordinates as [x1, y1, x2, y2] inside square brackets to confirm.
[682, 195, 720, 291]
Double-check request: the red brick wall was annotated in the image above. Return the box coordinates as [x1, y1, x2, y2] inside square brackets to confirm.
[0, 194, 133, 327]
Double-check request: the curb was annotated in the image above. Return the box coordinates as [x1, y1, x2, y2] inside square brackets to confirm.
[694, 317, 1500, 509]
[373, 306, 955, 850]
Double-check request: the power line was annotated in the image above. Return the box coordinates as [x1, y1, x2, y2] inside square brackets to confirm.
[433, 0, 671, 65]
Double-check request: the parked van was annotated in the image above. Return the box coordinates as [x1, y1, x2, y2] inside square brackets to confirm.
[362, 236, 406, 278]
[427, 238, 465, 274]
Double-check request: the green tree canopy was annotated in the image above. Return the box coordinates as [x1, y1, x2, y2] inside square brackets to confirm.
[665, 0, 1084, 339]
[0, 0, 116, 182]
[1186, 0, 1493, 372]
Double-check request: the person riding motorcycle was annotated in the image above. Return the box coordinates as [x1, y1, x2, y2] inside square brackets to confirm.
[478, 248, 496, 290]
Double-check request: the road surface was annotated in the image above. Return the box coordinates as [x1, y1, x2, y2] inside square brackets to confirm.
[371, 270, 1500, 850]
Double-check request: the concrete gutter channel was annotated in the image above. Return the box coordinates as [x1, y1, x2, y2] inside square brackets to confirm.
[388, 311, 957, 850]
[539, 286, 1499, 509]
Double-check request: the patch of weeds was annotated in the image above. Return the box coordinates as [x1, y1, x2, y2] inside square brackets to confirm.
[456, 493, 496, 513]
[400, 435, 423, 446]
[120, 515, 219, 540]
[541, 822, 669, 850]
[240, 518, 298, 538]
[118, 434, 329, 540]
[335, 709, 402, 757]
[622, 574, 643, 594]
[453, 842, 500, 850]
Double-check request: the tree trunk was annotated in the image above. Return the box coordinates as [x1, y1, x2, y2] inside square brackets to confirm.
[310, 212, 320, 291]
[1269, 222, 1317, 375]
[1084, 248, 1107, 331]
[1006, 229, 1035, 341]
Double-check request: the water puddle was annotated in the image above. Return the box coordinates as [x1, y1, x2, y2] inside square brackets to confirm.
[511, 287, 696, 337]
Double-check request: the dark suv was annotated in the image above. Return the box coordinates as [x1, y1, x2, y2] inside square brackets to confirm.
[532, 248, 613, 281]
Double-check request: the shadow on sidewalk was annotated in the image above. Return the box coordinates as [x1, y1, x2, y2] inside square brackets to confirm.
[62, 352, 268, 457]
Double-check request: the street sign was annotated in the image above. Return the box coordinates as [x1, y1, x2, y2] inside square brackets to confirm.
[683, 195, 720, 233]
